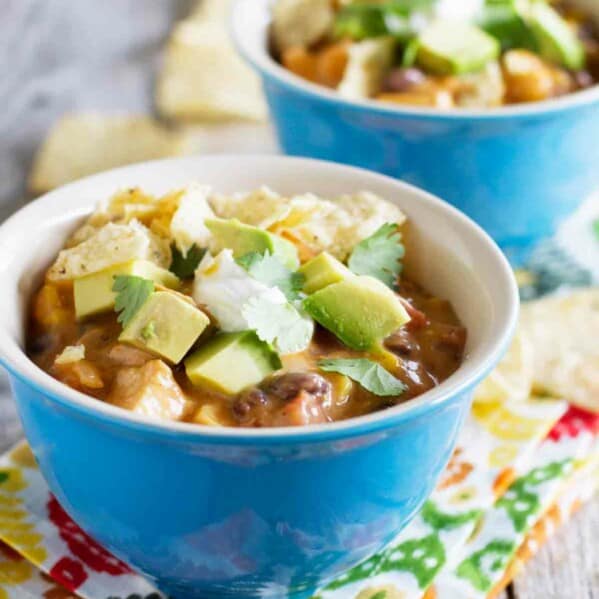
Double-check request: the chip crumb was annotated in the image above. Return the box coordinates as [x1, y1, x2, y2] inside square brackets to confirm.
[55, 345, 86, 365]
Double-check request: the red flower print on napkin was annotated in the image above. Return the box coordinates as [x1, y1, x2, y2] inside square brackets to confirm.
[548, 406, 599, 442]
[48, 496, 131, 576]
[49, 556, 87, 591]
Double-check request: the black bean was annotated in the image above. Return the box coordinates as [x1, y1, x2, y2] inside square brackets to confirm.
[384, 68, 426, 93]
[575, 70, 595, 88]
[385, 330, 418, 357]
[27, 334, 54, 354]
[265, 372, 331, 401]
[232, 389, 269, 421]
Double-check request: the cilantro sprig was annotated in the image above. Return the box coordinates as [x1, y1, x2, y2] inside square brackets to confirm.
[113, 275, 154, 327]
[169, 243, 206, 279]
[237, 251, 305, 301]
[348, 223, 405, 289]
[318, 358, 406, 397]
[242, 294, 313, 355]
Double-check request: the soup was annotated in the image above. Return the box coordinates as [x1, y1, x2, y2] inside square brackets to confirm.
[271, 0, 599, 108]
[27, 185, 466, 427]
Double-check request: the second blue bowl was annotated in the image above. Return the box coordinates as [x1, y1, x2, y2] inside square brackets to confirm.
[234, 0, 599, 262]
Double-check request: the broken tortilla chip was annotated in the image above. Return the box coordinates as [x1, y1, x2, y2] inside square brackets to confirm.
[519, 289, 599, 412]
[475, 332, 535, 404]
[28, 113, 190, 194]
[155, 3, 267, 122]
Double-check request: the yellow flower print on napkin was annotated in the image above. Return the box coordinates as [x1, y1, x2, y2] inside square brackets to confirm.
[472, 400, 561, 442]
[0, 558, 33, 586]
[0, 469, 47, 565]
[0, 470, 26, 495]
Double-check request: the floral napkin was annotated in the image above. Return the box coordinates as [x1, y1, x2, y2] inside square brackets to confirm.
[488, 447, 599, 599]
[316, 399, 567, 598]
[429, 407, 599, 599]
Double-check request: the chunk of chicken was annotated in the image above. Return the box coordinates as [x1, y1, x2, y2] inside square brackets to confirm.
[108, 344, 154, 367]
[502, 49, 573, 104]
[108, 360, 188, 421]
[338, 37, 396, 100]
[454, 61, 506, 108]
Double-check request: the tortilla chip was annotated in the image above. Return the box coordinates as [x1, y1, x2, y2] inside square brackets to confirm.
[28, 113, 190, 194]
[475, 332, 535, 404]
[519, 289, 599, 412]
[155, 5, 267, 122]
[189, 0, 230, 21]
[209, 188, 406, 261]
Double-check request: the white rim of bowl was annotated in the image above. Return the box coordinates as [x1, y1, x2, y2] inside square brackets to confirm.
[0, 155, 519, 441]
[232, 0, 599, 120]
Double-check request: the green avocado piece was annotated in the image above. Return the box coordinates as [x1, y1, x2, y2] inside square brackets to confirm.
[478, 4, 536, 51]
[298, 252, 353, 294]
[185, 331, 282, 394]
[74, 260, 180, 320]
[417, 20, 500, 75]
[527, 2, 585, 70]
[206, 218, 299, 270]
[303, 275, 411, 351]
[119, 291, 210, 364]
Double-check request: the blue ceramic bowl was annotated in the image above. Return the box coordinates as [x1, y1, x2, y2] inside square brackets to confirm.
[233, 0, 599, 262]
[0, 156, 518, 598]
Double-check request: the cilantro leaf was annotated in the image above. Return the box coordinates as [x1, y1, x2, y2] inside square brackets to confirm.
[169, 244, 206, 279]
[112, 275, 154, 327]
[318, 358, 406, 397]
[237, 251, 305, 301]
[242, 293, 313, 355]
[348, 223, 405, 288]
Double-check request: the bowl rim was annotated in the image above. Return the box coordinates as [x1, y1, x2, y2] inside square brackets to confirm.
[232, 0, 599, 121]
[0, 155, 519, 443]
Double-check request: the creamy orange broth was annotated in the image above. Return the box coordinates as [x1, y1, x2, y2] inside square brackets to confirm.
[27, 276, 465, 427]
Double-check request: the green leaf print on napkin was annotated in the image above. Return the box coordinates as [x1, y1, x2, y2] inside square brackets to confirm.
[379, 533, 446, 588]
[456, 539, 516, 592]
[324, 553, 385, 591]
[496, 460, 572, 532]
[421, 500, 483, 530]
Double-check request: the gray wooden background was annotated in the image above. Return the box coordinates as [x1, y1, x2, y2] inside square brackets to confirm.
[0, 1, 596, 597]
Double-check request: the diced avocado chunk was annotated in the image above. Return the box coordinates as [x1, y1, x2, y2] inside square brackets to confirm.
[74, 260, 179, 319]
[303, 275, 410, 350]
[417, 21, 500, 75]
[527, 2, 585, 70]
[119, 291, 210, 364]
[206, 218, 299, 270]
[185, 331, 282, 395]
[298, 252, 353, 294]
[478, 5, 536, 51]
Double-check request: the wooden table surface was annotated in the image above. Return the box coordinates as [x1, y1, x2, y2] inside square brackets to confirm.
[0, 2, 597, 598]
